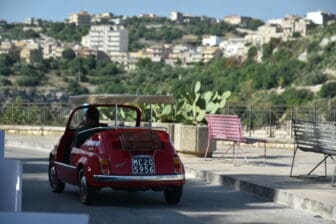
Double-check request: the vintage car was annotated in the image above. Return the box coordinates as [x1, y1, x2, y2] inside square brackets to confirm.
[48, 94, 185, 205]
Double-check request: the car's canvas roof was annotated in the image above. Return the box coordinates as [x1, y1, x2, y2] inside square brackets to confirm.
[69, 94, 175, 105]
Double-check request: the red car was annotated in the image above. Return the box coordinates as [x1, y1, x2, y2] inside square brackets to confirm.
[48, 95, 185, 205]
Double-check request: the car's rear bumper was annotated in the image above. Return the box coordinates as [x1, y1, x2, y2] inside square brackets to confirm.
[93, 174, 185, 182]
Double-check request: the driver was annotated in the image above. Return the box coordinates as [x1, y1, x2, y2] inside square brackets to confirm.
[78, 106, 100, 131]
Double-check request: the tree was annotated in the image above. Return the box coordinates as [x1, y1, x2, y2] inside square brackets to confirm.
[62, 48, 76, 60]
[66, 80, 89, 95]
[320, 82, 336, 98]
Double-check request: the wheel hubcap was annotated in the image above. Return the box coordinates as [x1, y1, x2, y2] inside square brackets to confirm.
[49, 166, 57, 187]
[80, 175, 87, 201]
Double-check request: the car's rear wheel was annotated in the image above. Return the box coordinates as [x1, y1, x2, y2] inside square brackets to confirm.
[78, 169, 95, 205]
[164, 185, 183, 205]
[48, 163, 65, 193]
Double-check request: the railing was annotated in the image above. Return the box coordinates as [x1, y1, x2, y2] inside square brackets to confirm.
[1, 102, 336, 138]
[0, 103, 69, 126]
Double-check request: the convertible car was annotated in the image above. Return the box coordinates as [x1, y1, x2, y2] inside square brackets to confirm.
[48, 94, 185, 205]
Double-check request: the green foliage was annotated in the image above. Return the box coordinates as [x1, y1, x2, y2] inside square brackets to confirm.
[175, 81, 231, 124]
[0, 98, 41, 124]
[292, 32, 301, 38]
[303, 72, 327, 85]
[65, 80, 89, 95]
[0, 54, 15, 76]
[16, 75, 41, 86]
[281, 88, 313, 105]
[320, 82, 336, 98]
[0, 24, 40, 39]
[239, 19, 264, 31]
[0, 77, 11, 86]
[42, 22, 89, 42]
[16, 64, 44, 86]
[62, 48, 76, 60]
[262, 38, 282, 60]
[247, 46, 258, 60]
[143, 26, 183, 43]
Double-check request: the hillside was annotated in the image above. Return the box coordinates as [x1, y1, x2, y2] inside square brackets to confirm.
[0, 20, 336, 106]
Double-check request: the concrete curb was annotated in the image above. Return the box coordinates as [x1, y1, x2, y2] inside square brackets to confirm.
[185, 167, 336, 221]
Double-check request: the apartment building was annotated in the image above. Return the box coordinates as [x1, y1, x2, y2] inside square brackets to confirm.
[224, 15, 253, 25]
[91, 12, 113, 24]
[202, 35, 222, 46]
[170, 11, 183, 22]
[20, 47, 42, 63]
[306, 10, 336, 25]
[169, 11, 202, 23]
[0, 41, 20, 58]
[246, 23, 283, 45]
[138, 13, 158, 19]
[183, 47, 203, 64]
[202, 46, 222, 63]
[281, 15, 312, 37]
[68, 11, 91, 26]
[43, 40, 64, 59]
[81, 25, 128, 58]
[24, 17, 42, 26]
[220, 38, 248, 58]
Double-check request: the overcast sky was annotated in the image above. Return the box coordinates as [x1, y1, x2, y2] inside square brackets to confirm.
[0, 0, 335, 22]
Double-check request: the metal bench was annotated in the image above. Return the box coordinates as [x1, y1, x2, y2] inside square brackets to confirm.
[291, 119, 336, 186]
[204, 114, 267, 163]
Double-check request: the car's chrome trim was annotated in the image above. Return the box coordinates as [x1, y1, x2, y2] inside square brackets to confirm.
[93, 174, 185, 182]
[54, 161, 76, 169]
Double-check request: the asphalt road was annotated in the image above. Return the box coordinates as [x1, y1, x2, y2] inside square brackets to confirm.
[5, 147, 335, 224]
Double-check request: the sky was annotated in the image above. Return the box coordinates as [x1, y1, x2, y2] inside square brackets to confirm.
[0, 0, 335, 23]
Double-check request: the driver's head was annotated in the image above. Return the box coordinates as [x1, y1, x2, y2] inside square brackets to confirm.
[85, 106, 99, 124]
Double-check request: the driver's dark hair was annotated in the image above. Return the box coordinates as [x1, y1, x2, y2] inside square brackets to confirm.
[86, 106, 99, 123]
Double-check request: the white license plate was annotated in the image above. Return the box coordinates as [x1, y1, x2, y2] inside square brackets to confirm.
[132, 156, 155, 175]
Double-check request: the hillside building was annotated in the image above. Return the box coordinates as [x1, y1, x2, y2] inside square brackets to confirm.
[81, 25, 129, 58]
[68, 11, 91, 26]
[202, 35, 222, 46]
[224, 15, 253, 25]
[170, 11, 183, 22]
[306, 10, 336, 25]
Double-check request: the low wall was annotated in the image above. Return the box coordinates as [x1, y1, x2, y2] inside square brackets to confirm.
[1, 124, 294, 156]
[0, 125, 64, 136]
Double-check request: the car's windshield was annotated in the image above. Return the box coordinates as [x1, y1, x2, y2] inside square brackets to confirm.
[68, 105, 139, 129]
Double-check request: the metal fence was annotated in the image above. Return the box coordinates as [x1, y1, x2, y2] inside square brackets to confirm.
[1, 102, 336, 138]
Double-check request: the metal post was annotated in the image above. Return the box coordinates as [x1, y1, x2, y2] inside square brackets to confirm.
[149, 103, 153, 127]
[115, 104, 118, 127]
[0, 130, 4, 158]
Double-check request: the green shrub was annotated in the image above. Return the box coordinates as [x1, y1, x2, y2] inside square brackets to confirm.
[320, 82, 336, 98]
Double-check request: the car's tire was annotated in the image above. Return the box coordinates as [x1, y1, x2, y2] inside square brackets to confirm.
[164, 185, 183, 205]
[48, 163, 65, 193]
[78, 169, 95, 205]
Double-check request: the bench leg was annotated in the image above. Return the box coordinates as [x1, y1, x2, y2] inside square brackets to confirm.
[307, 155, 329, 176]
[221, 143, 234, 158]
[330, 156, 336, 187]
[204, 136, 212, 159]
[290, 146, 298, 177]
[325, 154, 328, 177]
[236, 142, 248, 164]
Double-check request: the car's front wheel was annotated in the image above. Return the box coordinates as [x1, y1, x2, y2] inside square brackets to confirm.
[48, 163, 65, 193]
[78, 169, 95, 205]
[164, 185, 183, 205]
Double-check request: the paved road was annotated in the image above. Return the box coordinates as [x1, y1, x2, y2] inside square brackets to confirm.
[5, 147, 335, 224]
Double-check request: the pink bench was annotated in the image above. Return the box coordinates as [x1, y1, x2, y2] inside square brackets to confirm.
[204, 114, 267, 163]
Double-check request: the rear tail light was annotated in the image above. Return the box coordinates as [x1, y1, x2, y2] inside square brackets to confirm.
[99, 158, 110, 175]
[173, 156, 182, 174]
